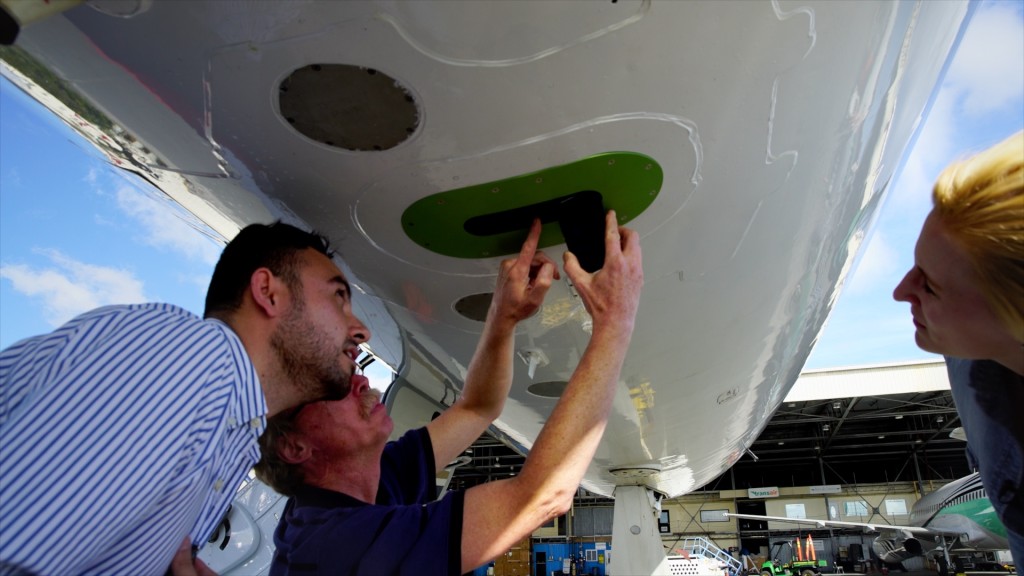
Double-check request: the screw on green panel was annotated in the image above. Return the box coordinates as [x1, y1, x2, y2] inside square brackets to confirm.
[401, 151, 663, 258]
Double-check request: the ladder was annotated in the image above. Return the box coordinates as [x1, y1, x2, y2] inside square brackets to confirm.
[676, 536, 744, 576]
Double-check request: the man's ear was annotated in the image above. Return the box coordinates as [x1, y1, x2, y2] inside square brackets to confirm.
[249, 268, 286, 318]
[278, 433, 313, 465]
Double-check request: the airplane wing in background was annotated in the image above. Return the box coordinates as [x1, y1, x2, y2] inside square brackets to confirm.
[725, 512, 961, 537]
[726, 507, 1011, 566]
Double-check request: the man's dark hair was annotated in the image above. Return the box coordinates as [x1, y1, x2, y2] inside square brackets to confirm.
[254, 409, 307, 496]
[204, 222, 332, 318]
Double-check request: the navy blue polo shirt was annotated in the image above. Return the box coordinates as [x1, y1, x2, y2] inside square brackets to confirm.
[946, 357, 1024, 563]
[270, 428, 465, 575]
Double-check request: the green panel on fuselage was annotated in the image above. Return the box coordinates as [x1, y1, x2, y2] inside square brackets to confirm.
[401, 152, 663, 259]
[936, 498, 1007, 538]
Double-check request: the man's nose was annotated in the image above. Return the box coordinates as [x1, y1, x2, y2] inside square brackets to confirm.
[349, 313, 371, 344]
[350, 376, 368, 396]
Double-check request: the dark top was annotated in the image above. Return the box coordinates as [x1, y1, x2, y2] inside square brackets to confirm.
[270, 427, 464, 575]
[946, 357, 1024, 563]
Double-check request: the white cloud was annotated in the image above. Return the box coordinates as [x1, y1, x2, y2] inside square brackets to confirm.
[79, 166, 220, 266]
[807, 304, 934, 369]
[845, 231, 901, 295]
[908, 88, 958, 172]
[874, 0, 1024, 227]
[893, 1, 1023, 208]
[0, 249, 147, 327]
[179, 272, 213, 294]
[84, 166, 100, 187]
[799, 1, 1022, 370]
[945, 2, 1024, 116]
[882, 102, 952, 220]
[113, 181, 220, 266]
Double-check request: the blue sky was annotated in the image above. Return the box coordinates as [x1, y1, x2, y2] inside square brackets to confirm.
[1, 1, 1022, 376]
[805, 0, 1023, 368]
[0, 80, 220, 348]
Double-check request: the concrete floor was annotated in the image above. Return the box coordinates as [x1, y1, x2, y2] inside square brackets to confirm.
[736, 565, 1015, 576]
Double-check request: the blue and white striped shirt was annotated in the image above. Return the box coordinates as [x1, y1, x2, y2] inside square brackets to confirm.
[0, 303, 266, 575]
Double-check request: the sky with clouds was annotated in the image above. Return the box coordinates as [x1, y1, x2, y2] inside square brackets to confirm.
[1, 1, 1022, 374]
[0, 85, 221, 348]
[804, 0, 1023, 369]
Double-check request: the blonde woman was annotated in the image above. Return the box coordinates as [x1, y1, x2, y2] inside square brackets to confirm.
[893, 131, 1024, 563]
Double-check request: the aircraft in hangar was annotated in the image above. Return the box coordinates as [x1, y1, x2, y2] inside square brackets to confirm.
[0, 1, 974, 573]
[728, 472, 1011, 573]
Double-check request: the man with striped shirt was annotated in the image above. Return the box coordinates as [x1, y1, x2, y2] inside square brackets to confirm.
[0, 222, 370, 575]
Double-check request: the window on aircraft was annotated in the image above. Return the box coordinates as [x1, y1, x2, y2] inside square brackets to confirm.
[885, 499, 908, 515]
[363, 352, 395, 394]
[844, 501, 869, 517]
[785, 504, 807, 519]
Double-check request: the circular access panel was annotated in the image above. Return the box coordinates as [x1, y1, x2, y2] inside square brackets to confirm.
[279, 64, 419, 151]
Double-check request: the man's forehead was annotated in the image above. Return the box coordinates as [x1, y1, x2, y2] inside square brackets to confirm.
[300, 249, 347, 280]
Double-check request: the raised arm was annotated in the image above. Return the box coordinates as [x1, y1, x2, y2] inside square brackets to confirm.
[426, 219, 559, 470]
[459, 210, 643, 573]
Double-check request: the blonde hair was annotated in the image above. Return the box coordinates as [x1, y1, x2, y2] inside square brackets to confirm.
[932, 131, 1024, 342]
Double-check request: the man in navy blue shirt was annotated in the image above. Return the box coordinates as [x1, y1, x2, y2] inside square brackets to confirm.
[256, 212, 644, 575]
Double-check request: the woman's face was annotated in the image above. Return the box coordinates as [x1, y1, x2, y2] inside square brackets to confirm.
[893, 210, 1010, 360]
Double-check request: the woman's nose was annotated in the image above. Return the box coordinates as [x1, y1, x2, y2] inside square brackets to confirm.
[893, 268, 917, 303]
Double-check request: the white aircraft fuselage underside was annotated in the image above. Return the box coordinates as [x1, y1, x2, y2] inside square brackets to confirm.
[10, 0, 969, 499]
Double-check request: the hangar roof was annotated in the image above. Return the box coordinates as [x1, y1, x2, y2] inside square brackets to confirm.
[446, 359, 968, 493]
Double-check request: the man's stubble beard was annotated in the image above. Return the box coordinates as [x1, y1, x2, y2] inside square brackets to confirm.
[271, 291, 351, 402]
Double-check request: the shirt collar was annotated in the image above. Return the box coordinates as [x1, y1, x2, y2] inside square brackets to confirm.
[294, 483, 367, 510]
[207, 317, 267, 434]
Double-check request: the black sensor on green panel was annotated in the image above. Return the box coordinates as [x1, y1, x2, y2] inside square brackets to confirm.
[402, 152, 662, 260]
